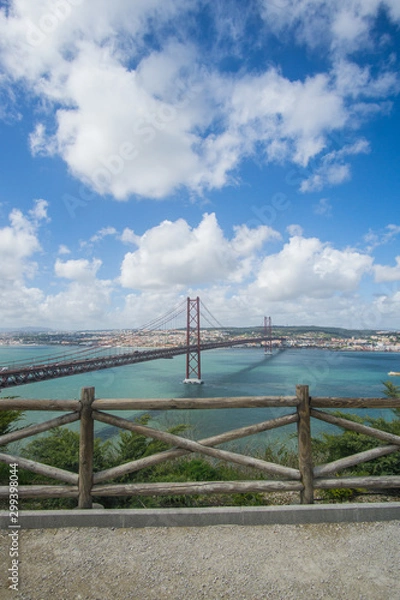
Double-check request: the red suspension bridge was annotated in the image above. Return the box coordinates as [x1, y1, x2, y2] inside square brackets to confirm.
[0, 298, 278, 390]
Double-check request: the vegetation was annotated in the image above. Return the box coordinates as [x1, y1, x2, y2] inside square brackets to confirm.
[312, 381, 400, 501]
[0, 382, 399, 508]
[0, 402, 22, 438]
[0, 401, 23, 487]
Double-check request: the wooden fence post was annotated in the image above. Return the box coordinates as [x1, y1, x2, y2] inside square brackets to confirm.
[78, 387, 95, 509]
[296, 384, 314, 504]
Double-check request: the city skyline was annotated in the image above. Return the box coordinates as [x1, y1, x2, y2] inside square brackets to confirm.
[0, 1, 400, 331]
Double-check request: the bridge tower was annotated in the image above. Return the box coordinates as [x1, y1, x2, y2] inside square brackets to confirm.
[264, 316, 272, 354]
[184, 296, 203, 384]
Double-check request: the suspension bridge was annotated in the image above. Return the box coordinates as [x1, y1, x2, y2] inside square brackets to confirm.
[0, 298, 279, 390]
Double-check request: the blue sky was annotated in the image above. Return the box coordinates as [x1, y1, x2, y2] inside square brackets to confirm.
[0, 0, 399, 330]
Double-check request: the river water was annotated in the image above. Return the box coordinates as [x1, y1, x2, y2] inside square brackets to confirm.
[1, 346, 399, 451]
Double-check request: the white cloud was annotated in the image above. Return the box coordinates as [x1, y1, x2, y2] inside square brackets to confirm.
[55, 258, 102, 282]
[371, 289, 400, 327]
[90, 227, 118, 243]
[0, 281, 45, 327]
[0, 0, 185, 81]
[120, 228, 141, 245]
[333, 61, 399, 100]
[227, 69, 347, 168]
[232, 223, 280, 255]
[58, 244, 71, 255]
[0, 200, 47, 327]
[29, 199, 50, 223]
[251, 234, 373, 301]
[374, 257, 400, 282]
[300, 138, 370, 191]
[364, 224, 400, 251]
[29, 123, 55, 156]
[1, 201, 400, 329]
[41, 278, 113, 329]
[0, 200, 47, 281]
[0, 1, 398, 200]
[286, 224, 303, 237]
[1, 3, 400, 331]
[301, 163, 351, 192]
[120, 213, 279, 290]
[119, 290, 187, 329]
[260, 1, 400, 55]
[314, 198, 332, 217]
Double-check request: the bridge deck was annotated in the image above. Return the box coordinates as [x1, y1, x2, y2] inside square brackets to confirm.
[0, 337, 271, 389]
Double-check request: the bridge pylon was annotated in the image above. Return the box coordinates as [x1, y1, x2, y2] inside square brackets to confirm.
[184, 296, 203, 384]
[264, 316, 272, 354]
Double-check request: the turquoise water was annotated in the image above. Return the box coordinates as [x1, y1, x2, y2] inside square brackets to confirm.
[1, 346, 399, 451]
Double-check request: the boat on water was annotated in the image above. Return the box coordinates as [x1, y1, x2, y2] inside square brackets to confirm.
[388, 371, 400, 376]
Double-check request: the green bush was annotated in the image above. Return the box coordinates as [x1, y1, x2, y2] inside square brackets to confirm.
[0, 408, 23, 440]
[22, 428, 112, 473]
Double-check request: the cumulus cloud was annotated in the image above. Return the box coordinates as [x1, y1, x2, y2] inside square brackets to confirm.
[0, 1, 398, 199]
[120, 228, 141, 245]
[260, 0, 400, 55]
[0, 199, 47, 281]
[0, 198, 114, 328]
[374, 257, 400, 282]
[120, 213, 279, 290]
[41, 278, 113, 329]
[251, 234, 373, 301]
[0, 200, 47, 327]
[371, 289, 400, 327]
[226, 69, 347, 169]
[1, 200, 400, 329]
[55, 258, 102, 281]
[47, 256, 113, 329]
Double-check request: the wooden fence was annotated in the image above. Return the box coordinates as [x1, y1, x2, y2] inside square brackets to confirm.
[0, 385, 399, 507]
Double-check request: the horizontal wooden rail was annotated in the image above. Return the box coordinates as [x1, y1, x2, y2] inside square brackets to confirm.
[91, 480, 304, 497]
[310, 397, 400, 409]
[0, 485, 78, 499]
[0, 399, 80, 411]
[92, 396, 298, 410]
[0, 385, 399, 507]
[315, 476, 400, 490]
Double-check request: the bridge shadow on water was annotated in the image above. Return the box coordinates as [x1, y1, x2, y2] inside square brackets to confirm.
[207, 351, 281, 387]
[180, 349, 285, 397]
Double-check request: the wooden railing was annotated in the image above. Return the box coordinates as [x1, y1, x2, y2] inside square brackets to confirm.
[0, 385, 399, 507]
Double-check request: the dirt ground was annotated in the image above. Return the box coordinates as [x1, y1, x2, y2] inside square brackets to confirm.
[1, 519, 399, 600]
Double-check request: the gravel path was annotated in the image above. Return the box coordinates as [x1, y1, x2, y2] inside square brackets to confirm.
[1, 521, 400, 600]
